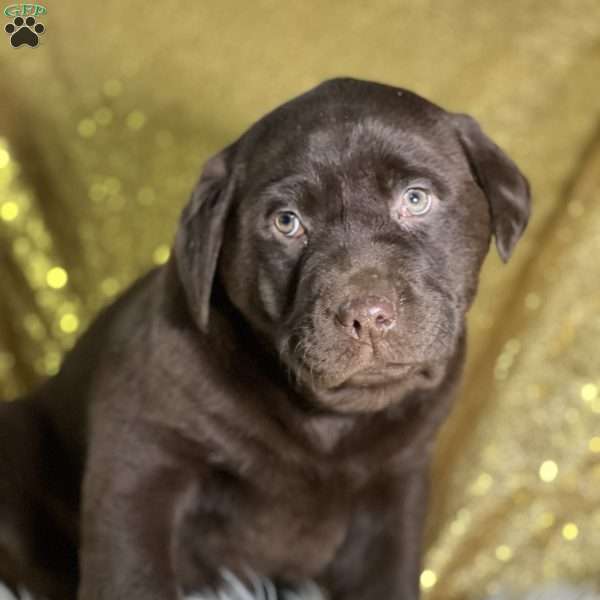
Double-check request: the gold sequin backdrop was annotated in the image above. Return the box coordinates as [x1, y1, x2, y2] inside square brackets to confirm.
[1, 1, 599, 598]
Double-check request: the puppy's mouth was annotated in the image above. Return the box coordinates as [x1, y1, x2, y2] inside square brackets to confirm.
[289, 354, 419, 391]
[283, 331, 433, 392]
[342, 363, 417, 387]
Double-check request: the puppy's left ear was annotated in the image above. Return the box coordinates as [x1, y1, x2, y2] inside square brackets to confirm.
[453, 114, 531, 262]
[174, 145, 237, 332]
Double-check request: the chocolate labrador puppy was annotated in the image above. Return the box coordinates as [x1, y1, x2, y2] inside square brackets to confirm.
[0, 78, 530, 600]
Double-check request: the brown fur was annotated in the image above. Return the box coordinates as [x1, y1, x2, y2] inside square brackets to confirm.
[0, 78, 530, 600]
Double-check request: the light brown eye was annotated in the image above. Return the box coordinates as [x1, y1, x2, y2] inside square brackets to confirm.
[403, 187, 433, 216]
[274, 211, 304, 238]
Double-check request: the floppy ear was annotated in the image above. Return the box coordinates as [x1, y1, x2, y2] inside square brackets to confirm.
[453, 114, 531, 262]
[174, 146, 237, 332]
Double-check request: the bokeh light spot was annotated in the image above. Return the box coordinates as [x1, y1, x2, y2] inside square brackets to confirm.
[495, 545, 513, 562]
[60, 313, 80, 334]
[420, 570, 437, 589]
[525, 292, 541, 310]
[43, 351, 62, 376]
[152, 244, 170, 265]
[1, 201, 19, 221]
[539, 460, 558, 482]
[537, 511, 556, 529]
[127, 110, 146, 131]
[78, 118, 97, 138]
[0, 148, 10, 168]
[103, 79, 123, 97]
[581, 383, 598, 403]
[46, 266, 68, 289]
[470, 472, 493, 495]
[562, 523, 578, 541]
[101, 277, 120, 297]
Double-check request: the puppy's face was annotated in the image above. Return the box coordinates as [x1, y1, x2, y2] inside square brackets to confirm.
[176, 79, 530, 412]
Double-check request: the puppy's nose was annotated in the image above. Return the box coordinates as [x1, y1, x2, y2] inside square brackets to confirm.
[336, 296, 396, 340]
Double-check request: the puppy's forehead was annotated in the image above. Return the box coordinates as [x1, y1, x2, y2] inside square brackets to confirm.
[237, 78, 461, 186]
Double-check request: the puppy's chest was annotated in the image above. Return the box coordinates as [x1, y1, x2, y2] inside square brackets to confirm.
[177, 463, 355, 586]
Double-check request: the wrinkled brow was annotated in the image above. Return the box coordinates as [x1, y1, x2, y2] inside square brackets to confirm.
[258, 172, 320, 202]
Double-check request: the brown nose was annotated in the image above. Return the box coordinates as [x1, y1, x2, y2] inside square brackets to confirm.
[336, 296, 396, 340]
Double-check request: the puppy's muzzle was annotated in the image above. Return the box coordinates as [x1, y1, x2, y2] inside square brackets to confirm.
[335, 295, 396, 341]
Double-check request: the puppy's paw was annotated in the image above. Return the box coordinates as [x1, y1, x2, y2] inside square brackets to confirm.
[0, 582, 37, 600]
[185, 570, 326, 600]
[280, 582, 326, 600]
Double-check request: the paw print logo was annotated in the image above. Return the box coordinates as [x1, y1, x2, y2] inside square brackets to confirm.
[5, 16, 45, 48]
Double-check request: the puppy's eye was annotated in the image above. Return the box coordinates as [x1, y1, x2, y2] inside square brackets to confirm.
[402, 188, 433, 216]
[274, 211, 305, 238]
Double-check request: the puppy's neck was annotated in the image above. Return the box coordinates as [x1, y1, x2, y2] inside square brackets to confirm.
[302, 412, 360, 454]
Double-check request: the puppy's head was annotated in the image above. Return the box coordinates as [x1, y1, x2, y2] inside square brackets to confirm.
[175, 78, 530, 411]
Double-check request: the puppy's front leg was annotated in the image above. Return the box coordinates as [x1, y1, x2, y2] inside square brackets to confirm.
[322, 465, 430, 600]
[78, 432, 194, 600]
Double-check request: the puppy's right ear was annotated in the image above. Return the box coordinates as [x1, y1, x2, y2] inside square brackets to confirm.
[174, 146, 237, 332]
